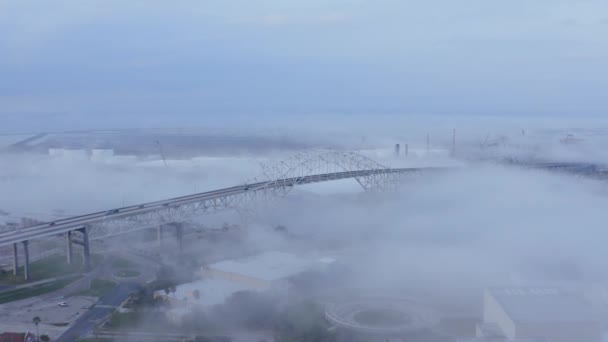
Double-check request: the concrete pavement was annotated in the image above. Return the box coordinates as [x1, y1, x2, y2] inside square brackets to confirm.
[55, 282, 140, 342]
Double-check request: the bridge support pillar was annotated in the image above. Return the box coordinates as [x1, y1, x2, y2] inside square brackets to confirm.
[158, 223, 184, 253]
[66, 231, 73, 264]
[12, 243, 18, 276]
[77, 227, 91, 270]
[157, 225, 164, 248]
[175, 223, 183, 253]
[22, 240, 30, 281]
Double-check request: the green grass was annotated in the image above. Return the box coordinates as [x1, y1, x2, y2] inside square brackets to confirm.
[75, 278, 116, 297]
[107, 312, 140, 329]
[111, 258, 140, 278]
[38, 240, 61, 250]
[114, 269, 140, 278]
[112, 258, 131, 269]
[0, 276, 80, 304]
[0, 254, 102, 285]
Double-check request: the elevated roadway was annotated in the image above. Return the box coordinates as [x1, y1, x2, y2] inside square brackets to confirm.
[0, 165, 440, 280]
[2, 153, 604, 280]
[0, 167, 436, 248]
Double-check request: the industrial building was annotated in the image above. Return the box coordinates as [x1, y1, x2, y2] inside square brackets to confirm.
[202, 251, 334, 291]
[158, 251, 335, 309]
[475, 287, 602, 342]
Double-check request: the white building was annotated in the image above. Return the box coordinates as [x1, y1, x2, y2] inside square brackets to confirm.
[48, 148, 88, 159]
[202, 251, 332, 292]
[480, 287, 602, 342]
[158, 251, 335, 309]
[163, 278, 255, 308]
[90, 148, 114, 162]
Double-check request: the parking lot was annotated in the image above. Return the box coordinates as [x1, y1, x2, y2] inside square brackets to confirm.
[0, 295, 97, 339]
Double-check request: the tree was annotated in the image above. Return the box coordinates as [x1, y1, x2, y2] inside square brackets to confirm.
[156, 265, 176, 283]
[32, 316, 41, 342]
[192, 289, 200, 300]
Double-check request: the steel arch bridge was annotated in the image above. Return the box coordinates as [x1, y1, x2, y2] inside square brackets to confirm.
[256, 151, 406, 194]
[0, 151, 439, 246]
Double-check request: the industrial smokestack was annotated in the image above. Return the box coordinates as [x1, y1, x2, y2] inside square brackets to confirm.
[395, 144, 400, 157]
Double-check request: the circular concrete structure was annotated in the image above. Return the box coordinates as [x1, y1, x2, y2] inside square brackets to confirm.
[325, 296, 439, 337]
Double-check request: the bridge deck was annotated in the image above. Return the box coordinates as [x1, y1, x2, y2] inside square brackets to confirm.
[0, 167, 433, 246]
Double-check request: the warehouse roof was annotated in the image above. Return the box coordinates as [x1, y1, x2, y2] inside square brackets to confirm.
[488, 287, 597, 324]
[209, 251, 326, 282]
[170, 278, 256, 306]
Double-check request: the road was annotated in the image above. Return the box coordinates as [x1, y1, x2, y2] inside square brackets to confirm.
[55, 282, 140, 342]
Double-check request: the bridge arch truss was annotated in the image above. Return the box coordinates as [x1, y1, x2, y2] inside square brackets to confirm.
[0, 151, 429, 243]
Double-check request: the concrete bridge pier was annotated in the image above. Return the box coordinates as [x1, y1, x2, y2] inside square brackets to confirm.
[80, 227, 91, 270]
[157, 225, 164, 248]
[71, 227, 91, 270]
[12, 243, 18, 276]
[175, 223, 183, 253]
[158, 222, 184, 253]
[22, 240, 30, 281]
[66, 230, 73, 264]
[11, 241, 31, 280]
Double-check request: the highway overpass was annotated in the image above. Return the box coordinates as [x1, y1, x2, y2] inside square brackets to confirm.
[0, 151, 444, 280]
[2, 149, 605, 280]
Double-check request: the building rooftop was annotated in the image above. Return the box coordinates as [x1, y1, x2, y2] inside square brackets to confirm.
[208, 251, 327, 282]
[488, 287, 597, 324]
[160, 278, 256, 307]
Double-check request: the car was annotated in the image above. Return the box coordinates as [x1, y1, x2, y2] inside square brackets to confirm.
[138, 205, 145, 209]
[106, 209, 119, 215]
[58, 302, 68, 307]
[49, 222, 56, 226]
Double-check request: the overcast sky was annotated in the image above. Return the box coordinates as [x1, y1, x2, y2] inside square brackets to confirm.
[1, 1, 607, 131]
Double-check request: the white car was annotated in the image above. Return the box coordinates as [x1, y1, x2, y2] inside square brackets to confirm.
[58, 302, 68, 307]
